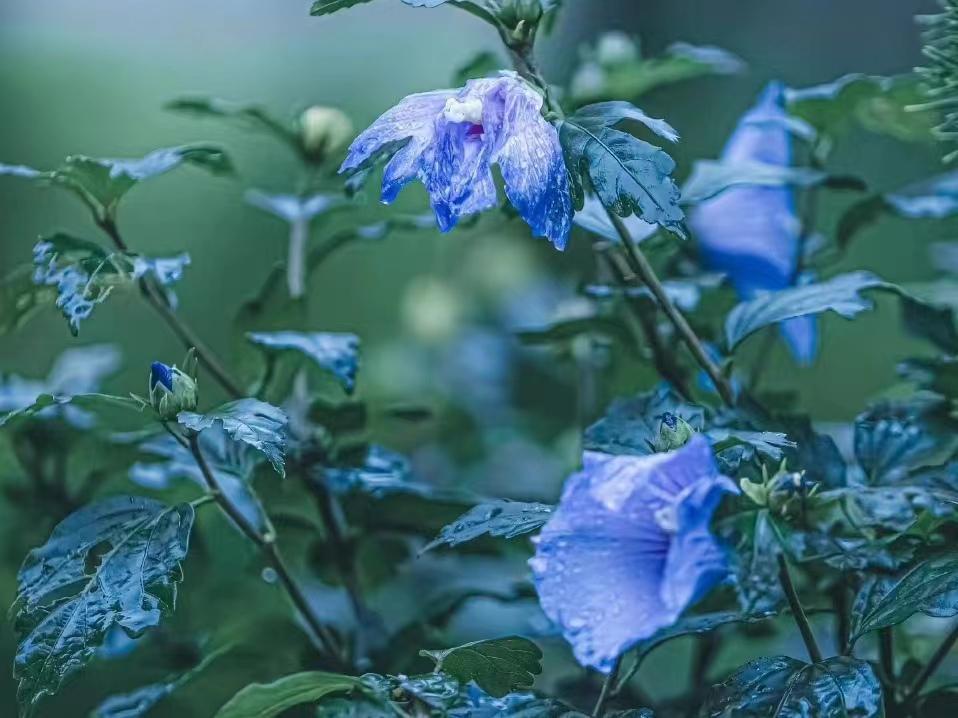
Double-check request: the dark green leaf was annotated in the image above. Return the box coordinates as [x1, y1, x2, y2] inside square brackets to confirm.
[178, 399, 288, 476]
[849, 553, 958, 643]
[559, 105, 685, 237]
[900, 356, 958, 398]
[681, 160, 863, 205]
[214, 672, 362, 718]
[31, 233, 189, 335]
[631, 611, 778, 668]
[13, 497, 194, 715]
[570, 37, 744, 105]
[420, 636, 543, 698]
[0, 392, 145, 430]
[706, 429, 796, 462]
[724, 271, 958, 353]
[701, 655, 882, 718]
[247, 331, 360, 394]
[422, 500, 554, 552]
[0, 266, 54, 335]
[1, 146, 233, 219]
[786, 73, 935, 142]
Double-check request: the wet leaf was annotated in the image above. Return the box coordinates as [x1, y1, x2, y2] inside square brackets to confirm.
[214, 672, 361, 718]
[423, 500, 554, 552]
[247, 331, 360, 394]
[13, 497, 194, 715]
[421, 636, 543, 698]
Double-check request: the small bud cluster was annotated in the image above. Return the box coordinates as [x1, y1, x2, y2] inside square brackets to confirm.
[740, 462, 818, 517]
[652, 412, 696, 453]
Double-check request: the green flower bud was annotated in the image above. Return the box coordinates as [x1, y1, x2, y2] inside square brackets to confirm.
[149, 350, 198, 421]
[300, 106, 353, 157]
[653, 412, 696, 453]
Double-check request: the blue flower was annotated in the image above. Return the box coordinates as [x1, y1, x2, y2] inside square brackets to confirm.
[340, 72, 573, 249]
[150, 361, 173, 391]
[689, 82, 817, 364]
[529, 435, 738, 673]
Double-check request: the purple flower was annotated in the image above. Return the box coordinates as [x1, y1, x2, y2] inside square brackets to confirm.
[529, 435, 738, 672]
[149, 361, 173, 391]
[340, 72, 573, 249]
[689, 82, 817, 364]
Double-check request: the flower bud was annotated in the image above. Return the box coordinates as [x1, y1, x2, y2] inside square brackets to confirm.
[653, 412, 696, 453]
[300, 106, 353, 157]
[149, 350, 198, 421]
[595, 31, 639, 66]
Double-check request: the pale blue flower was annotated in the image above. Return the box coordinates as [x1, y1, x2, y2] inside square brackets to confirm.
[530, 435, 737, 672]
[340, 72, 573, 249]
[689, 82, 817, 363]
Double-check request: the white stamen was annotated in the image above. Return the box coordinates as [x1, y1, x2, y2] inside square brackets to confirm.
[442, 96, 484, 124]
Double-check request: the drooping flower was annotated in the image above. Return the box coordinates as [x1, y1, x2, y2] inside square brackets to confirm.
[689, 82, 817, 364]
[340, 72, 573, 249]
[529, 435, 738, 673]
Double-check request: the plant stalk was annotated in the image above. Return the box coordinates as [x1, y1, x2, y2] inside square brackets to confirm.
[777, 554, 823, 664]
[903, 619, 958, 708]
[592, 657, 621, 718]
[98, 218, 244, 399]
[286, 216, 310, 300]
[187, 432, 345, 667]
[610, 213, 735, 405]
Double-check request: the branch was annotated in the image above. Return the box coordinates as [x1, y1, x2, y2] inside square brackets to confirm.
[777, 554, 823, 664]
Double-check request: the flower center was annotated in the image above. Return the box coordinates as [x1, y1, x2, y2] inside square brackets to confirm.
[443, 96, 484, 126]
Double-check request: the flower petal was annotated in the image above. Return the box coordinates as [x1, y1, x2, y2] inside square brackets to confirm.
[340, 89, 454, 202]
[689, 81, 817, 364]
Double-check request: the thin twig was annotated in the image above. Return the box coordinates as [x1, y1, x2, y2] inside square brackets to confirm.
[777, 554, 823, 663]
[902, 619, 958, 708]
[611, 214, 735, 406]
[97, 218, 244, 399]
[186, 431, 345, 667]
[592, 658, 622, 718]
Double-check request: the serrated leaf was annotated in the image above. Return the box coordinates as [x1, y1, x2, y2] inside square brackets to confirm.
[724, 271, 958, 353]
[701, 655, 882, 718]
[421, 636, 542, 698]
[705, 429, 796, 462]
[178, 399, 288, 476]
[559, 105, 685, 237]
[31, 233, 189, 335]
[214, 672, 361, 718]
[681, 160, 862, 205]
[247, 331, 360, 394]
[423, 500, 554, 552]
[850, 553, 958, 643]
[13, 496, 194, 716]
[1, 146, 232, 219]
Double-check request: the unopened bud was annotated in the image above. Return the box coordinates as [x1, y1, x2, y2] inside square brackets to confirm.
[149, 350, 198, 421]
[300, 106, 353, 156]
[653, 412, 695, 453]
[596, 31, 638, 66]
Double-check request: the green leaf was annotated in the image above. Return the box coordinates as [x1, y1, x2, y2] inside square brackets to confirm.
[214, 672, 361, 718]
[900, 356, 958, 398]
[570, 38, 745, 105]
[13, 496, 195, 716]
[166, 97, 300, 153]
[854, 399, 956, 485]
[0, 392, 145, 430]
[559, 104, 685, 237]
[701, 655, 883, 718]
[245, 190, 347, 224]
[786, 73, 936, 143]
[420, 636, 543, 698]
[310, 0, 376, 13]
[724, 271, 958, 353]
[247, 331, 360, 394]
[849, 553, 958, 643]
[422, 500, 554, 552]
[631, 611, 778, 668]
[91, 644, 229, 718]
[681, 160, 863, 205]
[178, 399, 289, 476]
[0, 266, 54, 335]
[1, 146, 233, 220]
[31, 233, 190, 335]
[837, 170, 958, 250]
